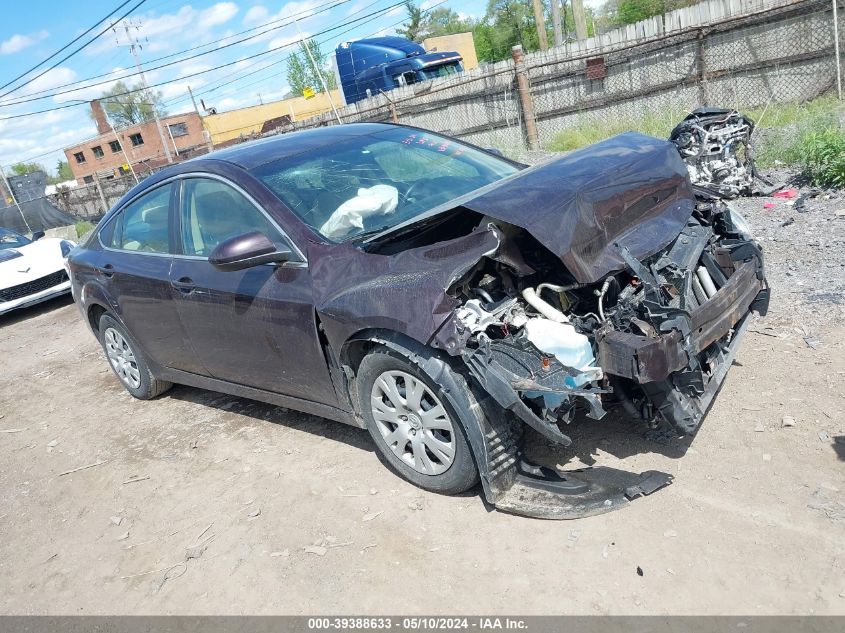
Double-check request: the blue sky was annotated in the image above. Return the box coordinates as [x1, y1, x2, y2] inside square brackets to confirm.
[0, 0, 603, 173]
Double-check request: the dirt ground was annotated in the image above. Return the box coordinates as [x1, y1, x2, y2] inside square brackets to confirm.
[1, 193, 844, 615]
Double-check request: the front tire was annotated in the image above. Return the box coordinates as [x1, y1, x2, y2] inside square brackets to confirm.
[98, 313, 172, 400]
[357, 348, 479, 495]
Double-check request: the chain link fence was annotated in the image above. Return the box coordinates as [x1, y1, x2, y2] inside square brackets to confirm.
[286, 0, 844, 160]
[5, 0, 841, 228]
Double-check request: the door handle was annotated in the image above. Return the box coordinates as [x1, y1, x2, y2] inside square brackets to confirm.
[171, 276, 196, 294]
[96, 263, 114, 278]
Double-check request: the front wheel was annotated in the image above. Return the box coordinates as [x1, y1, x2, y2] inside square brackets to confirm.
[357, 348, 479, 495]
[98, 313, 172, 400]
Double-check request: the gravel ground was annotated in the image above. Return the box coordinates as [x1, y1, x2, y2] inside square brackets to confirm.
[0, 168, 843, 615]
[732, 171, 845, 333]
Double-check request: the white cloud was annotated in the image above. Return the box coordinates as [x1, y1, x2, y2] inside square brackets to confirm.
[0, 30, 49, 55]
[345, 1, 367, 17]
[243, 0, 323, 43]
[88, 2, 240, 54]
[243, 5, 270, 25]
[198, 2, 240, 30]
[267, 31, 309, 51]
[0, 67, 78, 104]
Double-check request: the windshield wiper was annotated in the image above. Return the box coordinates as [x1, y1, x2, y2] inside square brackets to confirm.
[345, 225, 397, 243]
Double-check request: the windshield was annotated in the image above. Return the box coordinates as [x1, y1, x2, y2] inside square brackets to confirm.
[251, 127, 519, 241]
[418, 62, 462, 80]
[0, 228, 30, 250]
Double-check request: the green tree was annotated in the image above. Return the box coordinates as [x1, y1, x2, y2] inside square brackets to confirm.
[10, 162, 46, 176]
[98, 80, 166, 127]
[285, 39, 336, 97]
[598, 0, 698, 28]
[396, 1, 426, 41]
[425, 8, 473, 38]
[476, 0, 540, 61]
[397, 3, 474, 43]
[56, 160, 73, 181]
[51, 160, 73, 184]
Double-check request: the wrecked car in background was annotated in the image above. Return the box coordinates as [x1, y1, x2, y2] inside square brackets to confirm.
[670, 107, 758, 198]
[67, 123, 769, 519]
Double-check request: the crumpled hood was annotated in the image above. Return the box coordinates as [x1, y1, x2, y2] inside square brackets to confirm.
[461, 132, 696, 283]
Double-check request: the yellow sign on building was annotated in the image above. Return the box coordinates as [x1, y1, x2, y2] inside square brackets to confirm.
[303, 87, 315, 99]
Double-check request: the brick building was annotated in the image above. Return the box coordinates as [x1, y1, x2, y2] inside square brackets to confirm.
[63, 100, 210, 185]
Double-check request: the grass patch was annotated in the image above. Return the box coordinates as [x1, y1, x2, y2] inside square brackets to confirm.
[796, 128, 845, 188]
[546, 107, 689, 152]
[547, 115, 680, 152]
[546, 93, 845, 188]
[74, 220, 95, 239]
[748, 94, 843, 169]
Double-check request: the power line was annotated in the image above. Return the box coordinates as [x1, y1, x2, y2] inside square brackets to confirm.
[0, 0, 139, 95]
[163, 0, 390, 109]
[0, 0, 149, 101]
[166, 0, 432, 110]
[0, 0, 354, 106]
[0, 0, 409, 121]
[1, 0, 450, 166]
[0, 0, 355, 108]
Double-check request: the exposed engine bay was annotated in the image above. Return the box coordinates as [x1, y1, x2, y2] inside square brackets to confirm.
[435, 198, 768, 451]
[670, 108, 758, 198]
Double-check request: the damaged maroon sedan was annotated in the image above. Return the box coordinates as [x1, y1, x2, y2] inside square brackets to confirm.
[68, 123, 769, 518]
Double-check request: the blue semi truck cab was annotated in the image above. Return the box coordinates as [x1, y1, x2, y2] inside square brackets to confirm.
[333, 36, 463, 105]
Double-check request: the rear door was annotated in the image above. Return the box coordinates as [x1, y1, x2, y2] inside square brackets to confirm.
[97, 181, 204, 373]
[169, 175, 338, 405]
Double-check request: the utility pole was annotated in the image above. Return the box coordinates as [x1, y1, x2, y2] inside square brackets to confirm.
[531, 0, 549, 51]
[0, 163, 31, 234]
[110, 121, 139, 184]
[572, 0, 588, 41]
[551, 0, 563, 47]
[834, 0, 842, 100]
[188, 85, 213, 152]
[292, 16, 342, 123]
[122, 21, 173, 164]
[187, 85, 201, 116]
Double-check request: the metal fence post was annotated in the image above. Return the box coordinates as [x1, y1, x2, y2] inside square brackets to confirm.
[93, 174, 108, 216]
[697, 30, 708, 106]
[834, 0, 842, 100]
[389, 101, 399, 123]
[512, 45, 539, 150]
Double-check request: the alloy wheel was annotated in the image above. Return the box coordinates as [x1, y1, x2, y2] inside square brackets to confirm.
[103, 327, 141, 389]
[370, 370, 456, 475]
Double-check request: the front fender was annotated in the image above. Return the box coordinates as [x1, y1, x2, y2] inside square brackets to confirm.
[344, 330, 522, 505]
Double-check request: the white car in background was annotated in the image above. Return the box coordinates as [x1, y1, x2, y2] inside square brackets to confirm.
[0, 227, 75, 315]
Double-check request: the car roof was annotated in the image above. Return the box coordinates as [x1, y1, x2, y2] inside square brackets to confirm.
[196, 122, 397, 170]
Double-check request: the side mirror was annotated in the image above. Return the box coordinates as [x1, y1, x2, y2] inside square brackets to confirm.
[31, 230, 45, 241]
[208, 231, 293, 272]
[484, 147, 504, 157]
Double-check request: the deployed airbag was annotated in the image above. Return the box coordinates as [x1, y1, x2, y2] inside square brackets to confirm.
[320, 184, 399, 239]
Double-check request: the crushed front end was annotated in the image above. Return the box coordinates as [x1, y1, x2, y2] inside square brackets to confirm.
[325, 131, 769, 518]
[427, 198, 767, 517]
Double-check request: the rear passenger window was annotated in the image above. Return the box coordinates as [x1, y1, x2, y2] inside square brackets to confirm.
[180, 178, 279, 257]
[110, 184, 174, 253]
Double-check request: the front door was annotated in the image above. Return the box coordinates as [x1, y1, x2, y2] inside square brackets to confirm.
[169, 176, 338, 406]
[97, 181, 203, 374]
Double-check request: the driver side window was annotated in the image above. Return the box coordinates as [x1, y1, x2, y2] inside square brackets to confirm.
[109, 183, 174, 254]
[180, 178, 280, 257]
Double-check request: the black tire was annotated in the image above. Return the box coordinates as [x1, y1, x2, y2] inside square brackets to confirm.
[98, 313, 172, 400]
[357, 348, 479, 495]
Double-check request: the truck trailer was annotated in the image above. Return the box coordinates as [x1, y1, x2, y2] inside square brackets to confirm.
[333, 36, 463, 105]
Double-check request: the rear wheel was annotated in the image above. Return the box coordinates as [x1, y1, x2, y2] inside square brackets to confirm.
[357, 348, 478, 494]
[98, 313, 172, 400]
